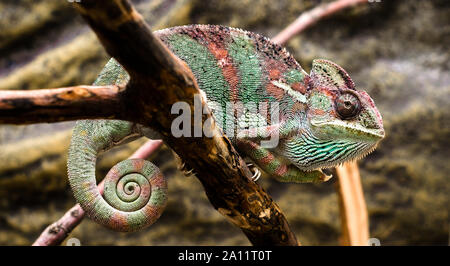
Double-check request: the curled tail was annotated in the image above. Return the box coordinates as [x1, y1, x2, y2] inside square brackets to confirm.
[67, 120, 168, 232]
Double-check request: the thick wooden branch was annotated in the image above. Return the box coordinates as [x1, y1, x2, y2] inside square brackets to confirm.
[0, 85, 124, 124]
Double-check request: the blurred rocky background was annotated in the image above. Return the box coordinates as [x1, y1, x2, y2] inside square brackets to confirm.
[0, 0, 448, 245]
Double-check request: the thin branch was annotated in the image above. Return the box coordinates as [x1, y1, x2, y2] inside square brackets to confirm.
[272, 0, 367, 45]
[335, 161, 369, 246]
[32, 139, 163, 246]
[0, 85, 125, 124]
[32, 205, 85, 246]
[128, 140, 164, 160]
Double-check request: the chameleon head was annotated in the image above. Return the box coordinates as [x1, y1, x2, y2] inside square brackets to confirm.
[284, 59, 384, 171]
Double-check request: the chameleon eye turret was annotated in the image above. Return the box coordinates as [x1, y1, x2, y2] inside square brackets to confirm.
[335, 91, 361, 120]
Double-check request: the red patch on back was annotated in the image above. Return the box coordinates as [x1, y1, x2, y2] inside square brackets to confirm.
[265, 59, 288, 80]
[223, 65, 240, 100]
[269, 69, 282, 80]
[207, 42, 240, 102]
[291, 82, 307, 94]
[209, 43, 228, 59]
[266, 82, 285, 100]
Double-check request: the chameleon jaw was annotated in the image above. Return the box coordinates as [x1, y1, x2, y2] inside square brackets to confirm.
[311, 119, 385, 141]
[315, 141, 379, 172]
[285, 131, 381, 172]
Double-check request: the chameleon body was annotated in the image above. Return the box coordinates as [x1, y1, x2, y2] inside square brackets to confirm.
[67, 25, 384, 232]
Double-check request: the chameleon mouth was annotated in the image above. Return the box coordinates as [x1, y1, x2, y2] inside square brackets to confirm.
[311, 119, 385, 140]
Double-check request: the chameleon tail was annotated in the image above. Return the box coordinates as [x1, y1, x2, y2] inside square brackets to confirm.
[67, 120, 168, 232]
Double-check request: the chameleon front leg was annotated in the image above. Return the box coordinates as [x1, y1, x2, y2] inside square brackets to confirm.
[67, 120, 168, 232]
[237, 139, 331, 183]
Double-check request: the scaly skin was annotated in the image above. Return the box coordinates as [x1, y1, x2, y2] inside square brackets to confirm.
[68, 25, 384, 232]
[67, 58, 167, 232]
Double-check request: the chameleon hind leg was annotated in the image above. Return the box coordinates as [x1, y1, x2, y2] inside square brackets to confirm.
[237, 139, 331, 183]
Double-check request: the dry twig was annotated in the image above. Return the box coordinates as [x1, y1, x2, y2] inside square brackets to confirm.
[272, 0, 367, 45]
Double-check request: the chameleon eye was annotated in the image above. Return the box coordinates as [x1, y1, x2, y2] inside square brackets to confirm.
[335, 91, 360, 119]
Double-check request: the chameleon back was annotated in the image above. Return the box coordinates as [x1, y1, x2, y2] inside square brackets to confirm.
[156, 25, 310, 137]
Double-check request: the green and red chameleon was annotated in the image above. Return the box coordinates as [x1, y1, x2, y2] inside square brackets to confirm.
[67, 25, 384, 232]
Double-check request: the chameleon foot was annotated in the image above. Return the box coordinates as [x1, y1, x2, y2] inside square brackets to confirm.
[319, 169, 333, 182]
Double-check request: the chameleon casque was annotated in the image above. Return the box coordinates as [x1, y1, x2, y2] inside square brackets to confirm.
[67, 25, 384, 232]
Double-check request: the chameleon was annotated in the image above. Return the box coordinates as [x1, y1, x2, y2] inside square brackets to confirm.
[67, 24, 384, 232]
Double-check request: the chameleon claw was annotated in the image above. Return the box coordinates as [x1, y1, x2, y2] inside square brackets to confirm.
[323, 173, 332, 182]
[246, 163, 261, 182]
[319, 169, 333, 182]
[252, 169, 261, 182]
